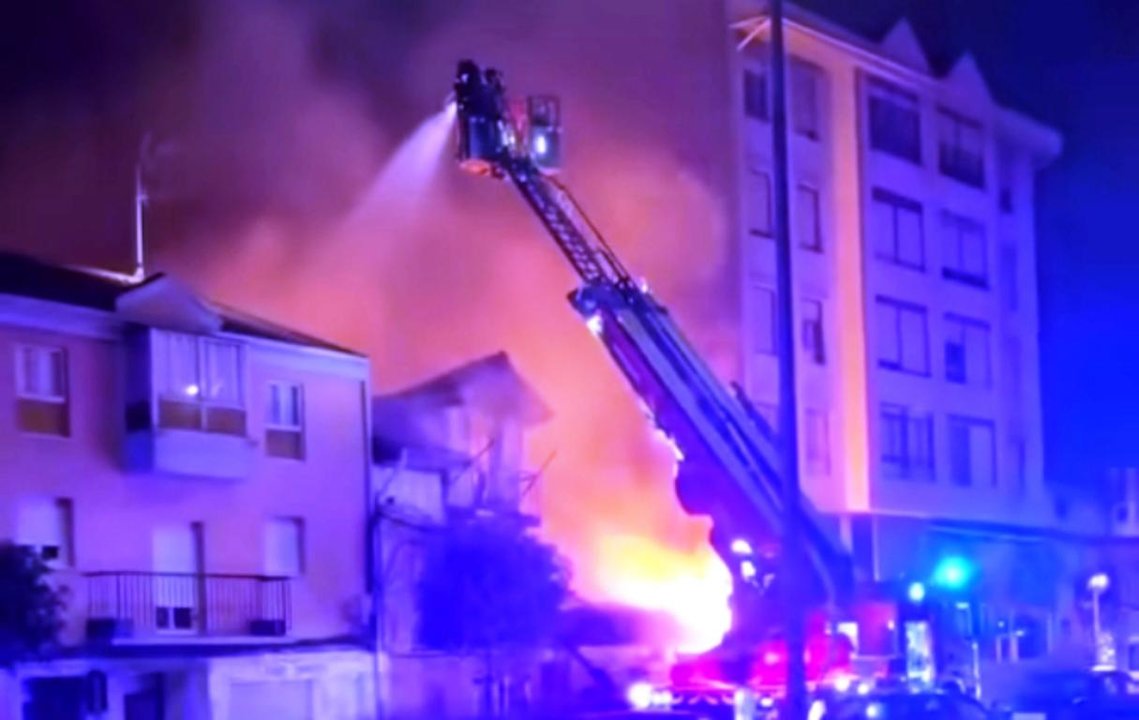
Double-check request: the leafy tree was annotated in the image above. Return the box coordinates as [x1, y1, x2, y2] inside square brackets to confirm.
[0, 542, 65, 667]
[416, 520, 569, 715]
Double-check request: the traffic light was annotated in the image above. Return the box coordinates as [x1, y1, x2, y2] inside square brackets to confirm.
[931, 555, 974, 591]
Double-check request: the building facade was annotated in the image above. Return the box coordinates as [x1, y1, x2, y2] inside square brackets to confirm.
[0, 253, 374, 720]
[721, 0, 1110, 677]
[371, 352, 551, 719]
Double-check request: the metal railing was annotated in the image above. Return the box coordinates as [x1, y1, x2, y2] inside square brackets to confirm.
[85, 571, 291, 639]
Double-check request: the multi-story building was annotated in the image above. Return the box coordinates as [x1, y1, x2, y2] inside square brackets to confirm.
[0, 252, 375, 720]
[723, 1, 1079, 667]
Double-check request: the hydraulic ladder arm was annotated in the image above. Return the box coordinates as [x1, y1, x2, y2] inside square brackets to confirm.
[452, 60, 852, 630]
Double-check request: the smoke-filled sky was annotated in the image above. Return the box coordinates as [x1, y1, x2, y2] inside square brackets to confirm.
[1, 0, 1137, 639]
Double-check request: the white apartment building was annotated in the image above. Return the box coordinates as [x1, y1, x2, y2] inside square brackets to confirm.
[724, 1, 1085, 662]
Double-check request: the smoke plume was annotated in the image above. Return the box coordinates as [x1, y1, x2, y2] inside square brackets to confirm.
[0, 0, 742, 649]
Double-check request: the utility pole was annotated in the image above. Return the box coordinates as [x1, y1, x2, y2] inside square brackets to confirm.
[770, 0, 808, 718]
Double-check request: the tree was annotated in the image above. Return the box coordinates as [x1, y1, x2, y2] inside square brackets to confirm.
[0, 542, 65, 667]
[416, 520, 569, 716]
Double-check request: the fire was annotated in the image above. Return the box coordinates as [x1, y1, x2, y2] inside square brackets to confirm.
[591, 532, 733, 654]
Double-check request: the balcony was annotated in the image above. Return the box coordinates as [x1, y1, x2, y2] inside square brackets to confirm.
[84, 571, 291, 643]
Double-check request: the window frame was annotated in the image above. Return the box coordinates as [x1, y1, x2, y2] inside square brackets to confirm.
[937, 108, 986, 188]
[746, 163, 774, 238]
[16, 497, 75, 569]
[266, 381, 304, 432]
[791, 60, 821, 140]
[801, 297, 826, 365]
[15, 345, 68, 403]
[871, 188, 925, 271]
[796, 183, 823, 252]
[880, 404, 935, 482]
[948, 415, 997, 487]
[876, 296, 930, 376]
[867, 76, 922, 164]
[941, 212, 989, 288]
[742, 67, 769, 121]
[944, 314, 992, 387]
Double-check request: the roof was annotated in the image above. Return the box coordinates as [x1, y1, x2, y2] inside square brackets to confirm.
[0, 250, 359, 355]
[392, 351, 553, 426]
[730, 1, 1062, 163]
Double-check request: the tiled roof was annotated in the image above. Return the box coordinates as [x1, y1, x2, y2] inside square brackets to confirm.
[0, 250, 358, 355]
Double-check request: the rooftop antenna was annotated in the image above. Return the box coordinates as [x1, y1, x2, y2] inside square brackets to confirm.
[131, 133, 155, 283]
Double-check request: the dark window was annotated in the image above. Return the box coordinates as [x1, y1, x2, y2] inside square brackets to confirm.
[868, 77, 921, 163]
[938, 109, 985, 188]
[942, 212, 988, 288]
[871, 189, 924, 270]
[880, 404, 934, 481]
[791, 61, 820, 139]
[796, 184, 822, 251]
[801, 298, 825, 364]
[944, 315, 991, 386]
[876, 297, 929, 375]
[743, 68, 769, 121]
[948, 416, 996, 487]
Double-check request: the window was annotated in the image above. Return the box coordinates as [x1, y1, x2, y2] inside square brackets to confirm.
[876, 297, 929, 375]
[948, 416, 996, 487]
[941, 212, 988, 287]
[266, 382, 305, 460]
[264, 517, 304, 577]
[15, 345, 69, 436]
[880, 404, 934, 481]
[871, 189, 924, 270]
[791, 61, 820, 139]
[155, 331, 246, 436]
[17, 498, 74, 567]
[746, 164, 773, 237]
[796, 184, 822, 251]
[944, 315, 991, 386]
[1009, 436, 1027, 491]
[754, 286, 777, 355]
[801, 298, 825, 364]
[743, 68, 769, 120]
[999, 147, 1015, 213]
[1000, 245, 1018, 311]
[868, 77, 921, 163]
[805, 409, 829, 474]
[938, 109, 985, 187]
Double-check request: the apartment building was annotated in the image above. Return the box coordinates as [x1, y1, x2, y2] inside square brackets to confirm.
[0, 252, 374, 720]
[724, 2, 1079, 661]
[371, 352, 550, 718]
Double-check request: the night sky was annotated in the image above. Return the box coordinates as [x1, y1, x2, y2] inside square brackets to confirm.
[0, 0, 1136, 494]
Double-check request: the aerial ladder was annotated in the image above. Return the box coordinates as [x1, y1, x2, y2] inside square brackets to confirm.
[449, 60, 972, 700]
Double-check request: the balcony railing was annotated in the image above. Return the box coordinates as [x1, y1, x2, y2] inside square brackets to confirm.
[85, 571, 291, 642]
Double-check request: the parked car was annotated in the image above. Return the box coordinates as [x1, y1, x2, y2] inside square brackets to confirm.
[813, 688, 996, 719]
[1000, 668, 1139, 719]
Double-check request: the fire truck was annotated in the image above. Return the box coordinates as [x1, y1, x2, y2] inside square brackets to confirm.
[449, 60, 977, 709]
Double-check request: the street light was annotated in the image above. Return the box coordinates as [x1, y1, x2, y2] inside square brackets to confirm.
[1088, 572, 1111, 666]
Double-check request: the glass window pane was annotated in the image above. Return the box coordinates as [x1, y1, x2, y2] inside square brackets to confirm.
[897, 206, 923, 266]
[877, 301, 900, 365]
[204, 340, 241, 405]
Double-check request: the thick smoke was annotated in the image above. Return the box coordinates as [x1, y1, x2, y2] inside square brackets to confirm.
[3, 0, 743, 647]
